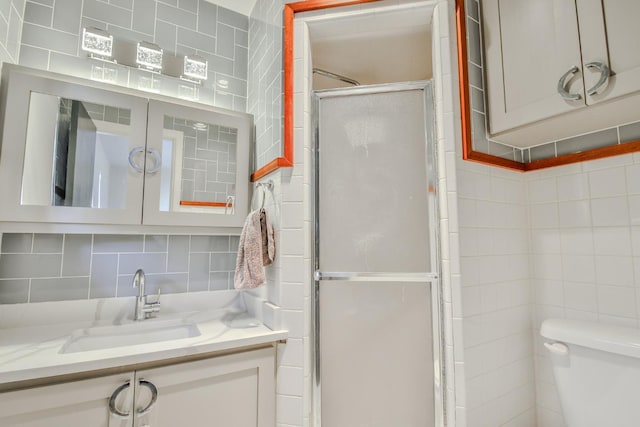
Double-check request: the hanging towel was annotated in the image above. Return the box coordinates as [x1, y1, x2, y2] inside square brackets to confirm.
[234, 208, 276, 289]
[260, 208, 276, 266]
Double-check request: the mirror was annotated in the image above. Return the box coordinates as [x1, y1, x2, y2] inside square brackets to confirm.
[22, 93, 132, 209]
[158, 115, 238, 214]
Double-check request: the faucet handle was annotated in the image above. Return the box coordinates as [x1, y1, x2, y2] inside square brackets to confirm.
[149, 288, 161, 304]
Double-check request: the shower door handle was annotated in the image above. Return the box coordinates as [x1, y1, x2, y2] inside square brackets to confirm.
[314, 271, 438, 282]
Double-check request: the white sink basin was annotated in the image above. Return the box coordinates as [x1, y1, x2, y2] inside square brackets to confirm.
[60, 319, 201, 354]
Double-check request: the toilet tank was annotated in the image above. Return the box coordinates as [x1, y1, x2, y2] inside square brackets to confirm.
[541, 318, 640, 427]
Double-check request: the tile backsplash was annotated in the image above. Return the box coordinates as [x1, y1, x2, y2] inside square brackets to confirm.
[0, 233, 239, 304]
[0, 0, 23, 66]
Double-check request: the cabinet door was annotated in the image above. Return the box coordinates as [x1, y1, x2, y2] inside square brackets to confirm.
[482, 0, 585, 134]
[0, 373, 135, 427]
[577, 0, 640, 105]
[133, 347, 275, 427]
[0, 67, 149, 225]
[142, 100, 252, 228]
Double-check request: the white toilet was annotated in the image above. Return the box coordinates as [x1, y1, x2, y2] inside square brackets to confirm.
[541, 318, 640, 427]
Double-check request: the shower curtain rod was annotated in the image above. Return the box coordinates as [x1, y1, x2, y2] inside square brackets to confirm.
[312, 68, 360, 86]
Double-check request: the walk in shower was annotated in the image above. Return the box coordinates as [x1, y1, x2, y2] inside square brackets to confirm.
[312, 82, 444, 426]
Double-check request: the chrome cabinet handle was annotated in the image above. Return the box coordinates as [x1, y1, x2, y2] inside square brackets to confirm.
[137, 379, 159, 415]
[108, 381, 131, 418]
[145, 148, 162, 174]
[557, 66, 582, 101]
[585, 61, 610, 96]
[128, 147, 145, 173]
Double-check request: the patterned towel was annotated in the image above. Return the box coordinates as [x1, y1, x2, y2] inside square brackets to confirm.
[234, 208, 276, 289]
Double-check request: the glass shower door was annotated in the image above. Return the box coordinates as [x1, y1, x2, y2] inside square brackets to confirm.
[314, 84, 440, 427]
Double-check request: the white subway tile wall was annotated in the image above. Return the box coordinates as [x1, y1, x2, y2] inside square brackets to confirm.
[248, 0, 283, 170]
[18, 0, 248, 110]
[527, 152, 640, 427]
[457, 161, 536, 427]
[433, 1, 462, 426]
[0, 0, 24, 66]
[0, 233, 240, 303]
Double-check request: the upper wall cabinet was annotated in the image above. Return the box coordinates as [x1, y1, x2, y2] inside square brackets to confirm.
[482, 0, 640, 146]
[0, 65, 251, 228]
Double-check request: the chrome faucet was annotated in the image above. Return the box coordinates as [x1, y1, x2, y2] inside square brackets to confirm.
[133, 269, 160, 321]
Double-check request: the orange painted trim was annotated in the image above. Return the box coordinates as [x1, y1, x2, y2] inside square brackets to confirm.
[455, 0, 473, 161]
[252, 0, 381, 182]
[179, 201, 232, 207]
[526, 141, 640, 171]
[455, 0, 524, 172]
[283, 4, 294, 170]
[288, 0, 379, 12]
[467, 151, 526, 171]
[251, 156, 294, 182]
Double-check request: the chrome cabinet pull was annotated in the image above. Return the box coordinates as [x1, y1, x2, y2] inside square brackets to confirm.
[557, 66, 582, 101]
[145, 148, 162, 174]
[137, 379, 159, 415]
[128, 147, 145, 173]
[585, 61, 610, 96]
[108, 381, 131, 418]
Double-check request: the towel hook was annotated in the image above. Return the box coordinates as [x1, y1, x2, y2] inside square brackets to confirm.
[251, 180, 274, 210]
[225, 195, 234, 215]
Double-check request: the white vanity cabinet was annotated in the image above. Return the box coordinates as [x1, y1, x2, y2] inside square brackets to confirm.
[482, 0, 640, 145]
[0, 372, 135, 427]
[0, 64, 251, 229]
[134, 347, 275, 427]
[0, 347, 276, 427]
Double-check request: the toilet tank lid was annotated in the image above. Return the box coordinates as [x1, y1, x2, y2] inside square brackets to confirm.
[541, 318, 640, 359]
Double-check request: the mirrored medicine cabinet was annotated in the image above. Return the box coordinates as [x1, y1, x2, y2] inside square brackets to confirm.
[0, 65, 252, 229]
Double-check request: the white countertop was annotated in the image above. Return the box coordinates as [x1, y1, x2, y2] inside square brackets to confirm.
[0, 291, 287, 386]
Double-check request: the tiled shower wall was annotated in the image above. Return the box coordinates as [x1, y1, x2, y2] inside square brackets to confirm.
[0, 233, 239, 304]
[18, 0, 248, 111]
[0, 0, 23, 66]
[248, 0, 283, 170]
[457, 161, 536, 427]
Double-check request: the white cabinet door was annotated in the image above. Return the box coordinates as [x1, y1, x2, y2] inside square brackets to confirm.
[0, 373, 135, 427]
[482, 0, 585, 134]
[577, 0, 640, 105]
[0, 66, 148, 225]
[141, 100, 252, 228]
[134, 348, 276, 427]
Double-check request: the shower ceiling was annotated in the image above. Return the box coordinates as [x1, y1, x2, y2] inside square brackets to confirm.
[309, 7, 433, 89]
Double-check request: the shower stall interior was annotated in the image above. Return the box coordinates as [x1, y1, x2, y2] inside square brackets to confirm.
[312, 82, 444, 426]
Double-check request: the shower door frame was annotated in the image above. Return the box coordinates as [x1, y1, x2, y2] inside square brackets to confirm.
[311, 81, 446, 427]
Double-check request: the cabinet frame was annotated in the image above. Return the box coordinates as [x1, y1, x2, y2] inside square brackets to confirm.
[456, 0, 640, 172]
[0, 67, 150, 224]
[0, 64, 253, 228]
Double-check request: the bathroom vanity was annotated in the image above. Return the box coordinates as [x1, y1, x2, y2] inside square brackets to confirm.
[0, 292, 286, 426]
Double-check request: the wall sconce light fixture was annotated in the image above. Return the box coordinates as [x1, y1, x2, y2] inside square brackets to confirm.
[81, 27, 114, 59]
[183, 55, 208, 82]
[136, 41, 163, 71]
